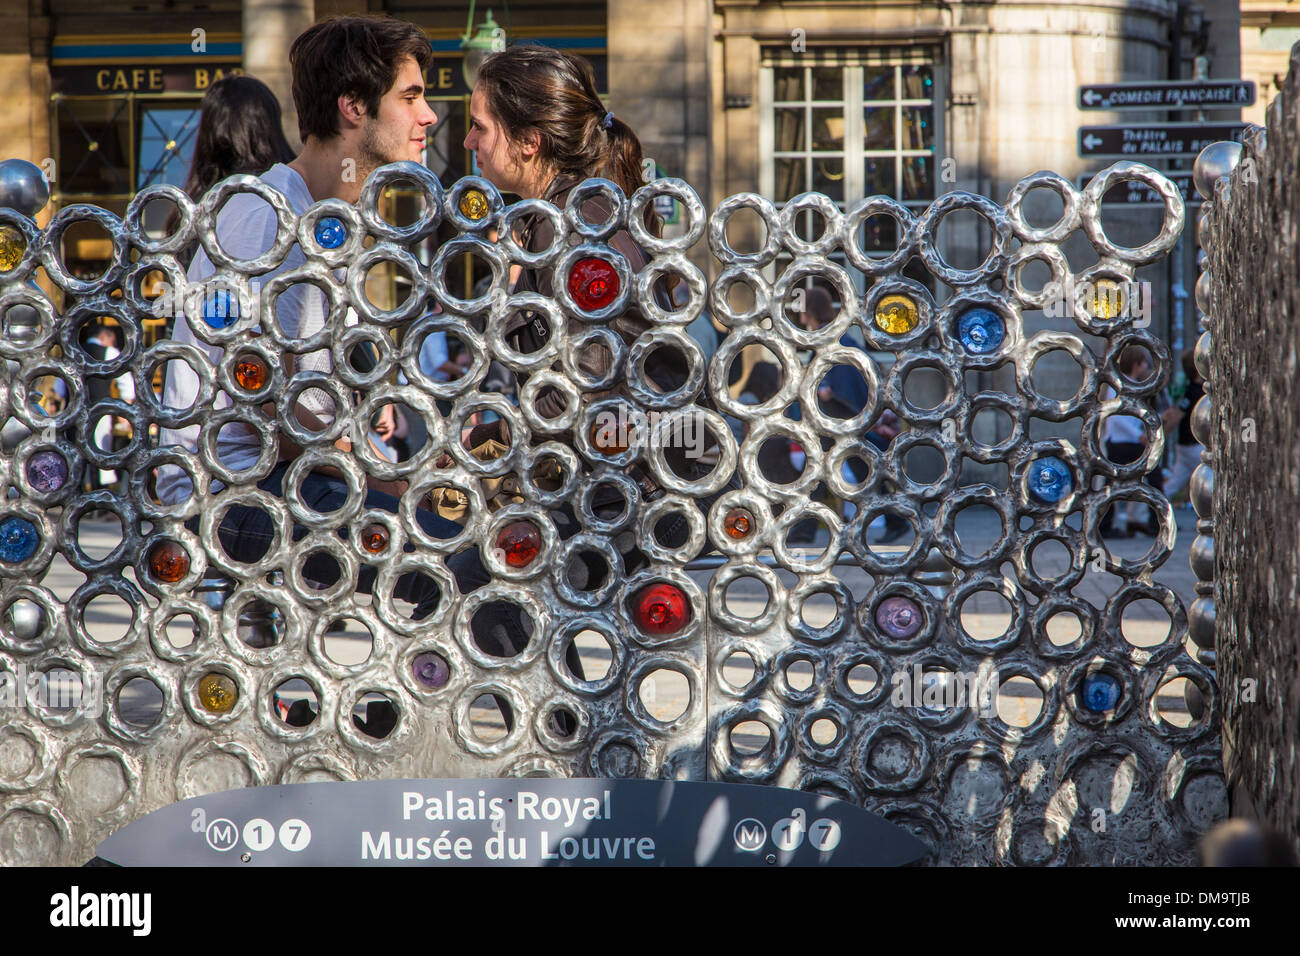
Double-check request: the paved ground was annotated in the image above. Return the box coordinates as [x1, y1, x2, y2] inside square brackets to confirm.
[33, 504, 1201, 736]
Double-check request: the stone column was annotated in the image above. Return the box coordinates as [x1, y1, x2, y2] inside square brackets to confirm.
[608, 0, 714, 275]
[243, 0, 316, 152]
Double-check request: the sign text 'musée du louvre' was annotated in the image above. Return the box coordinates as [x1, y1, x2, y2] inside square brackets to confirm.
[1077, 79, 1256, 111]
[94, 778, 930, 867]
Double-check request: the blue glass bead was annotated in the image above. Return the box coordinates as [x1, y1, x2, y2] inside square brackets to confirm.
[1081, 673, 1121, 713]
[314, 216, 347, 249]
[25, 450, 68, 494]
[1027, 457, 1073, 504]
[956, 307, 1005, 354]
[0, 517, 39, 563]
[201, 290, 238, 329]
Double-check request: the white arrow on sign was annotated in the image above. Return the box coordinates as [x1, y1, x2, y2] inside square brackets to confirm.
[1083, 133, 1103, 150]
[1082, 90, 1101, 106]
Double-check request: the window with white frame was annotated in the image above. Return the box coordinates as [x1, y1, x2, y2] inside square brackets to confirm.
[760, 48, 942, 257]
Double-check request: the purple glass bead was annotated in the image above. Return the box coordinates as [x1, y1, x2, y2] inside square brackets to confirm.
[875, 596, 923, 639]
[412, 652, 450, 689]
[25, 450, 68, 494]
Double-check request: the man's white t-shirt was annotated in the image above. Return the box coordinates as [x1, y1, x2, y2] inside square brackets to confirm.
[1100, 384, 1146, 446]
[157, 163, 339, 504]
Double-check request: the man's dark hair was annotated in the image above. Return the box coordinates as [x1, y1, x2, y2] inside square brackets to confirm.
[289, 16, 432, 142]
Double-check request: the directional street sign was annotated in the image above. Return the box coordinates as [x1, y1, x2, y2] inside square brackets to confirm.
[1078, 123, 1246, 159]
[1078, 171, 1200, 208]
[1078, 79, 1256, 111]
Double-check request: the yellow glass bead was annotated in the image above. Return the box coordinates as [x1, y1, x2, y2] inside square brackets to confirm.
[1088, 278, 1124, 320]
[874, 293, 920, 335]
[0, 225, 27, 272]
[459, 189, 489, 220]
[198, 673, 238, 714]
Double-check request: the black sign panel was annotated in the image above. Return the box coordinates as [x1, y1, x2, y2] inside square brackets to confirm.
[1077, 171, 1200, 207]
[1078, 123, 1246, 159]
[1077, 80, 1255, 111]
[95, 778, 931, 867]
[52, 63, 244, 95]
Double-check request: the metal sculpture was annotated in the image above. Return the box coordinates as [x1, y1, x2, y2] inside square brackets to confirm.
[0, 157, 1222, 865]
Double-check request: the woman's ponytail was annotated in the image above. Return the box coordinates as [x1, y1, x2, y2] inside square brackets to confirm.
[599, 115, 662, 238]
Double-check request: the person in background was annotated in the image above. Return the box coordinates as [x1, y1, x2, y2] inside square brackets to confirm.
[1100, 345, 1182, 537]
[165, 75, 297, 273]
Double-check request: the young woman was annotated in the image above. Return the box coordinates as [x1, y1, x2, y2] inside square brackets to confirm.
[165, 75, 297, 271]
[456, 47, 722, 680]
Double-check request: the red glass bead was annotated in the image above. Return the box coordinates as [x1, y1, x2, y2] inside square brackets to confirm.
[567, 257, 619, 311]
[496, 520, 541, 568]
[633, 582, 690, 636]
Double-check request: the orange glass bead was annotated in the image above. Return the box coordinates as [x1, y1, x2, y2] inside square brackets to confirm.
[234, 354, 268, 391]
[361, 524, 389, 554]
[724, 508, 754, 539]
[591, 419, 630, 454]
[148, 540, 190, 583]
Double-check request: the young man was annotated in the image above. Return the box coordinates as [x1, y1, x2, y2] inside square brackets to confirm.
[158, 16, 455, 619]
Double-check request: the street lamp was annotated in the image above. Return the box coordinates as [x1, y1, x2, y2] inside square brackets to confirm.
[461, 5, 506, 89]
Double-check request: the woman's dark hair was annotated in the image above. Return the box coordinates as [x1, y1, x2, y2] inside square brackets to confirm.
[475, 46, 659, 235]
[289, 15, 433, 142]
[181, 75, 296, 202]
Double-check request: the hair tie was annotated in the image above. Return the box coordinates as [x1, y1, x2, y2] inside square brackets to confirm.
[601, 111, 614, 129]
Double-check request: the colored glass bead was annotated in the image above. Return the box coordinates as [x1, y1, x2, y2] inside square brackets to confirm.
[25, 451, 67, 494]
[956, 307, 1005, 354]
[0, 225, 26, 272]
[201, 289, 238, 329]
[875, 595, 922, 640]
[1088, 279, 1124, 320]
[568, 257, 619, 311]
[234, 354, 268, 391]
[633, 582, 690, 635]
[361, 524, 389, 554]
[0, 517, 38, 563]
[314, 216, 347, 249]
[496, 520, 541, 568]
[148, 540, 190, 583]
[1027, 457, 1072, 504]
[874, 294, 919, 335]
[459, 189, 490, 220]
[724, 508, 754, 539]
[412, 652, 450, 689]
[198, 673, 238, 714]
[1081, 673, 1121, 712]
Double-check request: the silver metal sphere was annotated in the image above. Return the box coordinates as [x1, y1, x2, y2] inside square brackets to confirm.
[1190, 533, 1215, 581]
[1195, 249, 1208, 272]
[1187, 595, 1215, 651]
[1241, 123, 1267, 158]
[1198, 311, 1210, 333]
[1190, 394, 1213, 445]
[5, 599, 45, 643]
[0, 158, 50, 218]
[1194, 331, 1211, 380]
[1196, 210, 1213, 251]
[1195, 269, 1211, 313]
[1194, 141, 1242, 200]
[1190, 463, 1214, 518]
